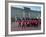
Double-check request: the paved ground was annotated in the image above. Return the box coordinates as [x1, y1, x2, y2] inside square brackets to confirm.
[11, 22, 41, 31]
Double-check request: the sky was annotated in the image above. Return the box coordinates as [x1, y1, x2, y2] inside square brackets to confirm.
[12, 5, 41, 11]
